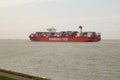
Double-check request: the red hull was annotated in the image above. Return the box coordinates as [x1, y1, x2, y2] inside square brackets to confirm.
[29, 36, 101, 42]
[29, 26, 101, 42]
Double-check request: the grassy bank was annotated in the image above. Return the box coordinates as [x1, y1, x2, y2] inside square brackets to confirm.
[0, 76, 16, 80]
[0, 68, 50, 80]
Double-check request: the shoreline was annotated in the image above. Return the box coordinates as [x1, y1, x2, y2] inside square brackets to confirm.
[0, 68, 50, 80]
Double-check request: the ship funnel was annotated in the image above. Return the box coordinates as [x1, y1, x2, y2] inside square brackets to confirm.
[79, 26, 82, 33]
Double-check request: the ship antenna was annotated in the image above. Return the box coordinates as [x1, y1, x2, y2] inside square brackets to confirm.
[79, 26, 82, 33]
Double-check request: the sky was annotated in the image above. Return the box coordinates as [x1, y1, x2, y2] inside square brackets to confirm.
[0, 0, 120, 39]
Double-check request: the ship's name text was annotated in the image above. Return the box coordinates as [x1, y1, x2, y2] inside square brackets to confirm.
[49, 38, 68, 41]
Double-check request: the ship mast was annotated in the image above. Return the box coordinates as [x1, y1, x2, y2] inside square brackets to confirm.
[47, 27, 56, 32]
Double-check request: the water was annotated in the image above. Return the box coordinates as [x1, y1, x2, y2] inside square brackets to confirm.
[0, 40, 120, 80]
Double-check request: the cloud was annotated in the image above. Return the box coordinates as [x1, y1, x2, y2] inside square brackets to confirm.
[94, 15, 120, 21]
[0, 0, 59, 8]
[0, 0, 35, 8]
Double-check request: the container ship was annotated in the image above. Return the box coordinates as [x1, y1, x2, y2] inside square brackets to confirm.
[29, 26, 101, 42]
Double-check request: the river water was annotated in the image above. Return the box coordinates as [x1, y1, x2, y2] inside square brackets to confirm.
[0, 40, 120, 80]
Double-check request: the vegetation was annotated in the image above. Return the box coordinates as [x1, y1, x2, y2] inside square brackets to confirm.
[0, 68, 50, 80]
[0, 76, 16, 80]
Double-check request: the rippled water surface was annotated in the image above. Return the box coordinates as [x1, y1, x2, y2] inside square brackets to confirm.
[0, 40, 120, 80]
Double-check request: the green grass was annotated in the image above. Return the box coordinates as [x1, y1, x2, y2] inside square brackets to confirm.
[0, 76, 16, 80]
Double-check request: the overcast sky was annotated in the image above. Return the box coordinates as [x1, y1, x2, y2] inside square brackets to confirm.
[0, 0, 120, 39]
